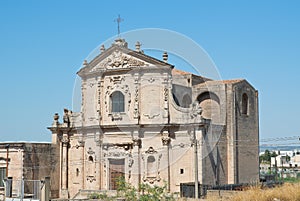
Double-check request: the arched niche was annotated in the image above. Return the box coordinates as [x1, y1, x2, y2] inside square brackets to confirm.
[196, 91, 221, 123]
[182, 94, 192, 108]
[172, 93, 192, 108]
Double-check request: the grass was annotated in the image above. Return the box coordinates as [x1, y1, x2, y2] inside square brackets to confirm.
[207, 182, 300, 201]
[284, 177, 300, 183]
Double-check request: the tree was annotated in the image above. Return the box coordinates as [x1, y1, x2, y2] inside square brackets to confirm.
[260, 149, 277, 163]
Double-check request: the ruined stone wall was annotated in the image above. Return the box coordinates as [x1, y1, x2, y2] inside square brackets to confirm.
[23, 143, 52, 180]
[0, 143, 54, 198]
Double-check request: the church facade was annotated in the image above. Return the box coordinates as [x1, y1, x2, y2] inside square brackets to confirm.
[48, 38, 259, 199]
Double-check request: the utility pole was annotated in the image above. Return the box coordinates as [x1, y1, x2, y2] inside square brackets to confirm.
[5, 144, 10, 178]
[194, 126, 199, 199]
[275, 159, 278, 181]
[281, 158, 284, 182]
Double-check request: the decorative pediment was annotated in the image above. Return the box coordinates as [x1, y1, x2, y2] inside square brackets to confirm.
[90, 50, 150, 72]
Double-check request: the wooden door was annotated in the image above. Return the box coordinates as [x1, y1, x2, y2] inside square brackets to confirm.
[109, 159, 125, 190]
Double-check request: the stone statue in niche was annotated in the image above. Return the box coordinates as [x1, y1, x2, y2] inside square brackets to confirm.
[63, 108, 73, 127]
[191, 101, 202, 120]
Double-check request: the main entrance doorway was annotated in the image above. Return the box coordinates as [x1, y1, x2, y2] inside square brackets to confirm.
[109, 158, 125, 190]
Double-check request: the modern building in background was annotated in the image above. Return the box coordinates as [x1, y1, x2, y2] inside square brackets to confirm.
[260, 149, 300, 179]
[48, 38, 259, 199]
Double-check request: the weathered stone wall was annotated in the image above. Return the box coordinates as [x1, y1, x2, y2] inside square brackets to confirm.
[22, 143, 52, 180]
[0, 143, 54, 198]
[233, 81, 259, 183]
[50, 135, 60, 199]
[202, 125, 228, 186]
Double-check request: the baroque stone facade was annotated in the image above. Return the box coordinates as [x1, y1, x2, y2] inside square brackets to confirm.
[48, 38, 259, 199]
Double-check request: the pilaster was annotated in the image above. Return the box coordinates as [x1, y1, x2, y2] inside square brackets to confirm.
[61, 133, 69, 198]
[132, 137, 141, 190]
[161, 131, 171, 191]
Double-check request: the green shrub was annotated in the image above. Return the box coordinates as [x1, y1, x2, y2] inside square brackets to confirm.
[116, 176, 175, 201]
[88, 192, 111, 200]
[88, 192, 101, 199]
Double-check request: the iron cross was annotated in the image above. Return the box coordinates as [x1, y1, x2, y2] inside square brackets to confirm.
[114, 15, 123, 37]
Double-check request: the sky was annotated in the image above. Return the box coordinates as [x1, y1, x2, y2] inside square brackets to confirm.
[0, 1, 299, 143]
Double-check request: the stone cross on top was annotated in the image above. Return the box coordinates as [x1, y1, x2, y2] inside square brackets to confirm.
[114, 14, 123, 37]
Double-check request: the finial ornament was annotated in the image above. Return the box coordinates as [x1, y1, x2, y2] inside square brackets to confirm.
[135, 41, 141, 52]
[163, 52, 168, 63]
[100, 45, 105, 53]
[114, 15, 124, 38]
[54, 113, 59, 121]
[83, 60, 88, 67]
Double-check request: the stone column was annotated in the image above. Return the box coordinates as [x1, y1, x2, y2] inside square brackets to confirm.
[161, 134, 171, 192]
[61, 134, 69, 198]
[196, 127, 204, 196]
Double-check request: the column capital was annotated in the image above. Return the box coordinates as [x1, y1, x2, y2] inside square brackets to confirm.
[132, 137, 141, 147]
[61, 134, 69, 145]
[161, 136, 171, 146]
[76, 139, 85, 148]
[161, 130, 170, 146]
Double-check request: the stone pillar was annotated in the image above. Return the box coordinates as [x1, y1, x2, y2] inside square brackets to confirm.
[161, 132, 171, 192]
[61, 134, 69, 198]
[196, 127, 204, 187]
[227, 89, 237, 184]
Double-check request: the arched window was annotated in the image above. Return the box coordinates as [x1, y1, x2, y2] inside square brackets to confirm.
[242, 93, 249, 115]
[111, 91, 125, 113]
[88, 156, 94, 162]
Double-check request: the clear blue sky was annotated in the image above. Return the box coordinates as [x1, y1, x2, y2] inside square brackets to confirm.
[0, 1, 299, 142]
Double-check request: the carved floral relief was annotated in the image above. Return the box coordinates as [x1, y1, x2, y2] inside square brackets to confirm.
[91, 50, 148, 72]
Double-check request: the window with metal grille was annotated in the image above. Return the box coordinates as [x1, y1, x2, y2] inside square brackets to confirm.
[111, 91, 125, 113]
[0, 167, 6, 187]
